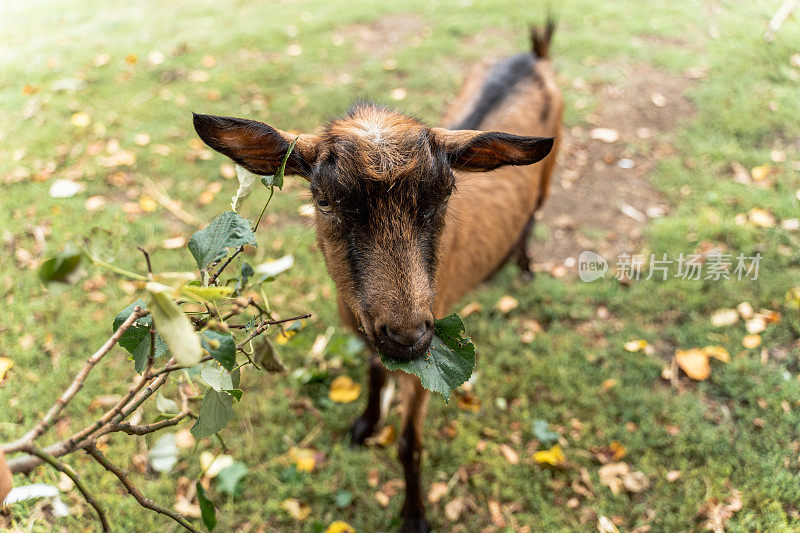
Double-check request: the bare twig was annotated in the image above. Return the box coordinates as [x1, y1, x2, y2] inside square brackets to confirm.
[2, 307, 149, 454]
[236, 314, 311, 350]
[137, 246, 153, 275]
[208, 245, 244, 285]
[85, 444, 202, 533]
[23, 445, 110, 532]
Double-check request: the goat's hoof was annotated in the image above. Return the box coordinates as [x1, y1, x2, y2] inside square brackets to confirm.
[401, 515, 430, 533]
[349, 416, 377, 446]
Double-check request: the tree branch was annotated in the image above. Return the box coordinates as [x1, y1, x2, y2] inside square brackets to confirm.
[85, 444, 202, 533]
[24, 445, 110, 532]
[2, 307, 149, 454]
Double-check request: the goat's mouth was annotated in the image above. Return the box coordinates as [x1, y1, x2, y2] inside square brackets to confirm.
[375, 327, 434, 363]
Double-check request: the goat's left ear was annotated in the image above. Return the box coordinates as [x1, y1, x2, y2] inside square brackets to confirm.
[193, 113, 319, 179]
[431, 128, 554, 172]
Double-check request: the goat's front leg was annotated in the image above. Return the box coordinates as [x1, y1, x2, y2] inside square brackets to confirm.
[398, 373, 430, 533]
[349, 352, 387, 445]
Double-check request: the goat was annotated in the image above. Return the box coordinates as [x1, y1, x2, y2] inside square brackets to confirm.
[193, 22, 561, 533]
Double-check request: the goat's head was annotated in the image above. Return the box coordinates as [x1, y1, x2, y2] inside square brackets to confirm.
[193, 104, 553, 361]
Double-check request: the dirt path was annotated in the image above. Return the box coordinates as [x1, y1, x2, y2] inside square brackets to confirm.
[533, 62, 696, 272]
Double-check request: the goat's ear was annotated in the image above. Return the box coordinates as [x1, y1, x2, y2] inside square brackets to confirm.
[431, 128, 554, 172]
[193, 113, 319, 179]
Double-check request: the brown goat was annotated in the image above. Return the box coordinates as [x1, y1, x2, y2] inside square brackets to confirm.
[193, 23, 561, 533]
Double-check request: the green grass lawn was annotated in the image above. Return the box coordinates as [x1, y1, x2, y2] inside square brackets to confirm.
[2, 0, 800, 531]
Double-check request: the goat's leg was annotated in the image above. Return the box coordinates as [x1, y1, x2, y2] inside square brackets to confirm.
[349, 353, 387, 445]
[514, 214, 536, 274]
[398, 374, 430, 533]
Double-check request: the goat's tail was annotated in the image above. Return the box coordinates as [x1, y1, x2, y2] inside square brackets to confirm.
[530, 16, 556, 59]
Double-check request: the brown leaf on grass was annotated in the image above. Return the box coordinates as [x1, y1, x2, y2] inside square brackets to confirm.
[364, 425, 395, 447]
[282, 498, 311, 521]
[598, 515, 621, 533]
[219, 163, 236, 180]
[459, 301, 483, 317]
[675, 348, 711, 380]
[457, 392, 481, 413]
[730, 161, 750, 184]
[198, 181, 222, 205]
[444, 497, 465, 521]
[367, 468, 380, 487]
[748, 208, 776, 228]
[697, 489, 742, 533]
[494, 295, 518, 314]
[487, 498, 506, 527]
[0, 357, 13, 382]
[590, 127, 619, 143]
[427, 481, 448, 503]
[710, 308, 738, 327]
[742, 334, 761, 349]
[666, 470, 681, 482]
[598, 462, 649, 495]
[498, 443, 519, 464]
[375, 491, 390, 507]
[736, 302, 754, 319]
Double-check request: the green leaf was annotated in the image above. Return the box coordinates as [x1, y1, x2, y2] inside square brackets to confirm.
[200, 363, 240, 390]
[148, 433, 178, 473]
[253, 338, 285, 373]
[180, 285, 234, 303]
[38, 248, 83, 287]
[188, 211, 257, 270]
[225, 389, 243, 401]
[334, 489, 354, 509]
[200, 330, 236, 371]
[147, 284, 202, 366]
[532, 419, 560, 445]
[216, 462, 248, 498]
[191, 389, 236, 438]
[112, 300, 168, 372]
[155, 393, 179, 415]
[380, 314, 476, 402]
[196, 480, 217, 532]
[260, 136, 297, 190]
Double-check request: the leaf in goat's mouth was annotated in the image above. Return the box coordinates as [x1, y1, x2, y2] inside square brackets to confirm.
[380, 313, 476, 402]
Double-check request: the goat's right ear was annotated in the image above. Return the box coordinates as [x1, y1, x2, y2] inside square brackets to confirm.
[192, 113, 319, 179]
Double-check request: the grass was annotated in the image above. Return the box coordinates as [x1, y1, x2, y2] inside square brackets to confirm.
[2, 0, 799, 531]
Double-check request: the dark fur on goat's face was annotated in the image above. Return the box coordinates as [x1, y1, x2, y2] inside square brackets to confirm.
[310, 106, 452, 360]
[192, 103, 554, 362]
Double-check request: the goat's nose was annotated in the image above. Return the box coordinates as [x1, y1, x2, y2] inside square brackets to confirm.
[383, 321, 432, 347]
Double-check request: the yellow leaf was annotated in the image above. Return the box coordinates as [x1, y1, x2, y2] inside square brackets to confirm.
[623, 339, 648, 352]
[275, 329, 297, 345]
[702, 345, 730, 363]
[675, 348, 711, 380]
[325, 521, 356, 533]
[533, 444, 566, 468]
[750, 164, 771, 181]
[742, 334, 761, 349]
[281, 498, 310, 521]
[328, 375, 361, 403]
[457, 393, 481, 412]
[364, 425, 395, 447]
[609, 441, 627, 461]
[289, 447, 316, 473]
[0, 357, 13, 381]
[749, 208, 776, 228]
[494, 295, 518, 314]
[70, 112, 91, 128]
[600, 378, 617, 391]
[139, 194, 157, 213]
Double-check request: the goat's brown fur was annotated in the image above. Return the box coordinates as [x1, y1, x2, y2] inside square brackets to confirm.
[193, 24, 561, 533]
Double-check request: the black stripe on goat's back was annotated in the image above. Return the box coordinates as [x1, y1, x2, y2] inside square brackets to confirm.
[451, 53, 538, 131]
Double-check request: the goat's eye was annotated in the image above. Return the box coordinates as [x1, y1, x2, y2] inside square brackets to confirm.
[316, 197, 333, 213]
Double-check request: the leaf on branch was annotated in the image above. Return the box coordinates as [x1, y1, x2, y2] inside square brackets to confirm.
[113, 300, 168, 372]
[216, 462, 248, 498]
[149, 433, 179, 473]
[200, 362, 240, 391]
[200, 330, 236, 371]
[254, 254, 294, 280]
[38, 247, 83, 288]
[196, 480, 217, 532]
[231, 165, 259, 211]
[147, 284, 203, 366]
[191, 389, 236, 438]
[254, 338, 286, 373]
[180, 284, 234, 303]
[155, 393, 179, 415]
[380, 314, 476, 402]
[188, 211, 257, 270]
[260, 136, 297, 191]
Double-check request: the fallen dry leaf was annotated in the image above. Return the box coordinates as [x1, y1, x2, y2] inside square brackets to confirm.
[703, 345, 730, 363]
[650, 92, 667, 107]
[139, 194, 157, 213]
[533, 444, 566, 468]
[444, 497, 465, 521]
[697, 489, 742, 533]
[598, 515, 621, 533]
[600, 378, 617, 391]
[675, 348, 711, 380]
[198, 181, 222, 205]
[748, 208, 776, 228]
[200, 451, 234, 478]
[365, 425, 395, 447]
[390, 87, 407, 101]
[282, 498, 311, 521]
[623, 339, 648, 352]
[666, 470, 681, 482]
[427, 481, 448, 503]
[745, 316, 767, 334]
[459, 301, 483, 317]
[750, 164, 771, 181]
[598, 462, 649, 495]
[375, 491, 390, 507]
[498, 443, 519, 464]
[457, 392, 481, 412]
[711, 308, 738, 327]
[590, 127, 619, 143]
[736, 301, 754, 319]
[488, 498, 506, 527]
[70, 111, 91, 128]
[325, 521, 356, 533]
[0, 357, 13, 382]
[742, 334, 761, 349]
[219, 163, 236, 180]
[288, 447, 316, 472]
[494, 295, 518, 314]
[328, 375, 361, 403]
